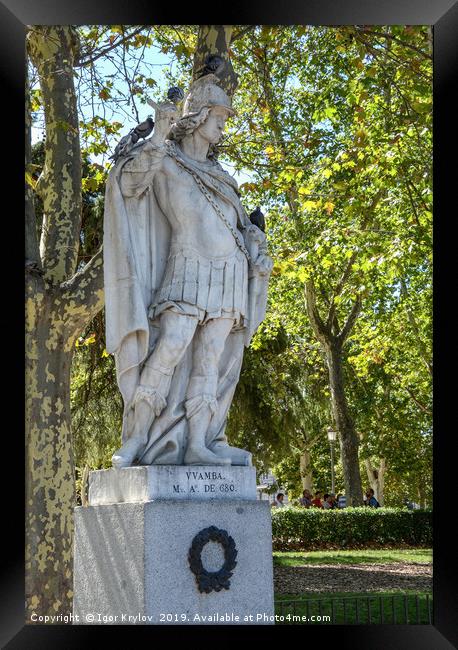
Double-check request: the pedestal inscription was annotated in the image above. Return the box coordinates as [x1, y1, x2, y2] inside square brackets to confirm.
[88, 465, 257, 505]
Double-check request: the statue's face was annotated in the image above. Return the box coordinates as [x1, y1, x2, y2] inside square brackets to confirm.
[196, 106, 230, 145]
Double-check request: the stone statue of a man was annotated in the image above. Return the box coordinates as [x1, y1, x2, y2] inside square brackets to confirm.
[103, 73, 273, 468]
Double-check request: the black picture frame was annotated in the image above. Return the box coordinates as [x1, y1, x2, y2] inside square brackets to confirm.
[6, 1, 456, 646]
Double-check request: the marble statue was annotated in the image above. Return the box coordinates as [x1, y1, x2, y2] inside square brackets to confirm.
[103, 73, 273, 468]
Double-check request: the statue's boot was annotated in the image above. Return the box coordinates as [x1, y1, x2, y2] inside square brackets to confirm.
[209, 442, 252, 466]
[111, 371, 172, 468]
[112, 434, 147, 469]
[138, 363, 174, 416]
[183, 374, 231, 466]
[184, 443, 231, 466]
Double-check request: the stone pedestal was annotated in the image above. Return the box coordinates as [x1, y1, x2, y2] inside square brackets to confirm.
[73, 466, 275, 625]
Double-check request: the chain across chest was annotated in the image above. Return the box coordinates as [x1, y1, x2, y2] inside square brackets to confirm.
[168, 149, 252, 265]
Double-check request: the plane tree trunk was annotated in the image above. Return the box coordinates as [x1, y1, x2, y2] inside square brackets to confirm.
[26, 26, 104, 619]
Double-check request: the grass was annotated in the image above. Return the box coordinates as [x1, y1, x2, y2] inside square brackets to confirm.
[273, 548, 432, 567]
[274, 591, 433, 624]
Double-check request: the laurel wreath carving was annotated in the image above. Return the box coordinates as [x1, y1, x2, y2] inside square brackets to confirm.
[188, 526, 238, 593]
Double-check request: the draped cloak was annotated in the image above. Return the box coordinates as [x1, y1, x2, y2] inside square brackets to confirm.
[103, 138, 270, 466]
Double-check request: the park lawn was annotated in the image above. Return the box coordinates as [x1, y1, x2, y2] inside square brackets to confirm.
[274, 590, 433, 624]
[273, 548, 432, 567]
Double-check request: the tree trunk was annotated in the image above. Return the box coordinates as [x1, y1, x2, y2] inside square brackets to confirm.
[25, 284, 76, 617]
[365, 457, 386, 505]
[299, 448, 313, 491]
[27, 27, 82, 285]
[418, 482, 426, 509]
[192, 25, 238, 96]
[304, 279, 364, 507]
[26, 27, 104, 620]
[25, 270, 104, 621]
[325, 343, 363, 506]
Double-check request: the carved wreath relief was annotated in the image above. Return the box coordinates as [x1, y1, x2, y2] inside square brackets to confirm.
[188, 526, 238, 593]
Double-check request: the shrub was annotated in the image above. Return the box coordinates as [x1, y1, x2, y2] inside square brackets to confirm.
[271, 507, 432, 550]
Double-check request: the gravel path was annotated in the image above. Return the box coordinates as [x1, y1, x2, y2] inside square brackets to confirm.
[274, 562, 432, 594]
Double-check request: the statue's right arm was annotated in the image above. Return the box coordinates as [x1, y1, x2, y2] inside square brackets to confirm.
[119, 140, 167, 198]
[119, 101, 178, 198]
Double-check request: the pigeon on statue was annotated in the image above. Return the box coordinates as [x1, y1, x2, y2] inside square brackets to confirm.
[167, 86, 184, 104]
[110, 116, 155, 162]
[249, 206, 266, 232]
[131, 116, 155, 143]
[197, 55, 225, 79]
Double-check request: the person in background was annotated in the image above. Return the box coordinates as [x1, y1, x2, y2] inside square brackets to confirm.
[272, 492, 285, 508]
[365, 488, 380, 508]
[299, 489, 312, 508]
[337, 493, 347, 508]
[323, 493, 333, 509]
[311, 491, 323, 508]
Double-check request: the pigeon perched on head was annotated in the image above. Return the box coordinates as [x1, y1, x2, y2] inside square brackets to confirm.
[167, 86, 184, 104]
[249, 206, 266, 232]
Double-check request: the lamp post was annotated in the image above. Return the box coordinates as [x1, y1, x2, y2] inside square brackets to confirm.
[327, 427, 337, 495]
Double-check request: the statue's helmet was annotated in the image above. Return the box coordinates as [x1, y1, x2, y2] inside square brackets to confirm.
[182, 73, 235, 118]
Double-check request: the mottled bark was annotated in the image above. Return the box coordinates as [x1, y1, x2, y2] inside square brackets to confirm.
[305, 279, 364, 506]
[299, 449, 313, 491]
[25, 283, 76, 618]
[25, 27, 104, 620]
[365, 458, 386, 505]
[27, 27, 82, 285]
[25, 263, 104, 619]
[192, 25, 238, 97]
[59, 247, 104, 332]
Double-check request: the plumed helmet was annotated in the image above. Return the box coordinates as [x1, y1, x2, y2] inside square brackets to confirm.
[182, 73, 236, 118]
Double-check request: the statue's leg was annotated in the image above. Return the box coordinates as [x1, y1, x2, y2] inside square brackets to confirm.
[112, 311, 198, 468]
[183, 317, 234, 466]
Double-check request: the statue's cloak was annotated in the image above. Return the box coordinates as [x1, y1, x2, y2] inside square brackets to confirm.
[103, 140, 267, 465]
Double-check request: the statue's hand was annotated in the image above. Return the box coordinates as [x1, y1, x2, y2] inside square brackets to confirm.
[252, 253, 273, 276]
[147, 98, 179, 143]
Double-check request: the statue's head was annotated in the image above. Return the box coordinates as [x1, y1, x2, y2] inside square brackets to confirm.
[168, 74, 235, 150]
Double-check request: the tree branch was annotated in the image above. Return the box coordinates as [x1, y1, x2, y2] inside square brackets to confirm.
[230, 26, 256, 43]
[59, 247, 104, 334]
[337, 294, 362, 345]
[405, 386, 432, 415]
[304, 279, 332, 344]
[354, 26, 432, 60]
[76, 27, 146, 67]
[326, 252, 358, 329]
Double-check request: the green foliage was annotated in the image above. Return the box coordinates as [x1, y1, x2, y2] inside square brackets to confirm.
[271, 507, 432, 550]
[223, 25, 432, 498]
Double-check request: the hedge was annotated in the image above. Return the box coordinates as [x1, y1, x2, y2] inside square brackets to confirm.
[271, 507, 432, 550]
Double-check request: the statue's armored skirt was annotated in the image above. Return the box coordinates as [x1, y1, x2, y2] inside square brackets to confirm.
[148, 243, 249, 329]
